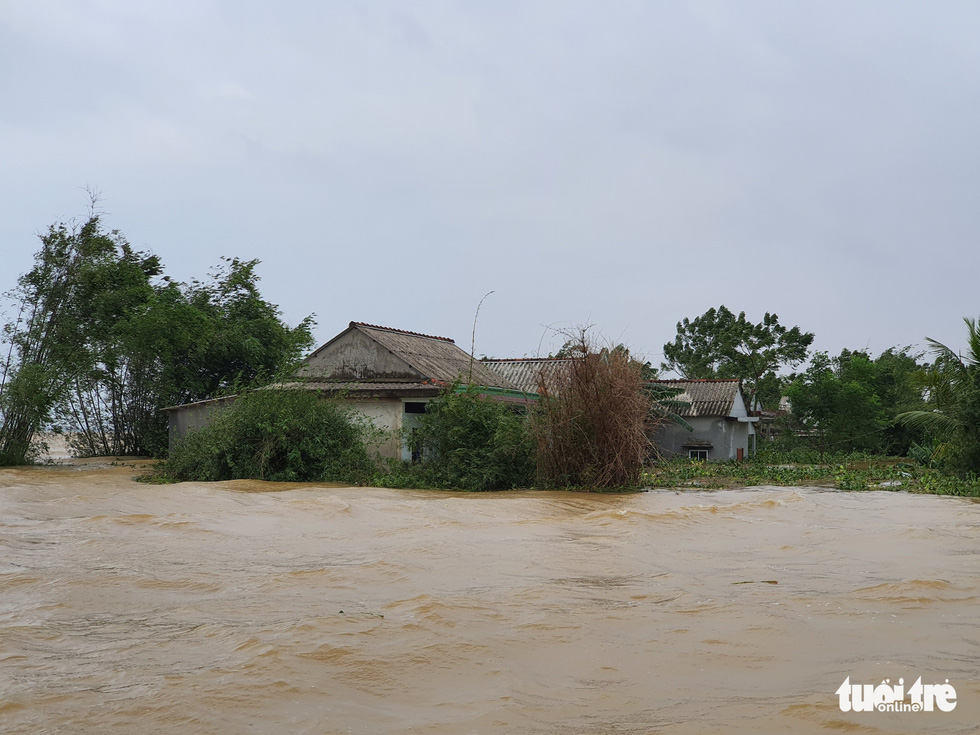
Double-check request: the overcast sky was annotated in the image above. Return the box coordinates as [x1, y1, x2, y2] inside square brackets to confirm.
[2, 1, 978, 371]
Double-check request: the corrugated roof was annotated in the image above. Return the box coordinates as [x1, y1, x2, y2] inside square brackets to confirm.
[300, 322, 517, 390]
[355, 324, 515, 389]
[651, 379, 740, 418]
[482, 358, 571, 395]
[350, 322, 455, 343]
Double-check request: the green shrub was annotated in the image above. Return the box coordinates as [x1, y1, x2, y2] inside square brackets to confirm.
[403, 386, 535, 491]
[158, 389, 377, 483]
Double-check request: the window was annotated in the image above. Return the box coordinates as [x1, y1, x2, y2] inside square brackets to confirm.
[404, 402, 427, 414]
[689, 449, 708, 461]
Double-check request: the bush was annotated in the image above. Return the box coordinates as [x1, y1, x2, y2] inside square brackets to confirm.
[531, 333, 661, 488]
[403, 386, 535, 491]
[158, 389, 377, 483]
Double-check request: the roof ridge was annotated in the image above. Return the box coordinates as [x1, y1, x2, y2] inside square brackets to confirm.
[351, 321, 455, 344]
[652, 378, 741, 383]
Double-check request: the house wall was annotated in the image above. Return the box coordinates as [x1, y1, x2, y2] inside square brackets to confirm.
[166, 394, 422, 462]
[346, 398, 403, 460]
[299, 329, 421, 380]
[729, 390, 750, 418]
[167, 397, 237, 449]
[655, 417, 752, 461]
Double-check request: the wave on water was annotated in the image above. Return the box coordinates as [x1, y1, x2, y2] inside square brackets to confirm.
[849, 579, 975, 605]
[580, 491, 807, 526]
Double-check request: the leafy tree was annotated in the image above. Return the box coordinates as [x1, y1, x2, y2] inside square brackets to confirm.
[661, 306, 813, 409]
[177, 258, 314, 404]
[784, 347, 926, 458]
[52, 229, 167, 457]
[785, 351, 886, 457]
[897, 318, 980, 475]
[867, 346, 928, 454]
[1, 213, 314, 462]
[753, 372, 787, 414]
[0, 216, 118, 463]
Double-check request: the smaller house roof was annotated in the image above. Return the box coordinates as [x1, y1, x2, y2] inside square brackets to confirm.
[651, 379, 742, 418]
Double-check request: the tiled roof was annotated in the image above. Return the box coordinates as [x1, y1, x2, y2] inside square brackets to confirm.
[651, 379, 740, 418]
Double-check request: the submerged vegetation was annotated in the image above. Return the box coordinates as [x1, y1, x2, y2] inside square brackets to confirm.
[645, 455, 980, 498]
[372, 386, 535, 492]
[150, 390, 376, 484]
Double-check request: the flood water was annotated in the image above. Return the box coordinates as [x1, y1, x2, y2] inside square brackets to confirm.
[1, 462, 978, 734]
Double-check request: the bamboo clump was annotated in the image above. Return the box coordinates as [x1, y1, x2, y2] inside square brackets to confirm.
[531, 331, 663, 489]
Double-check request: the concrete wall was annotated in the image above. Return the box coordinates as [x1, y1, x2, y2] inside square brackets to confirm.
[729, 390, 750, 419]
[346, 398, 404, 460]
[167, 393, 427, 462]
[167, 397, 237, 449]
[655, 417, 752, 461]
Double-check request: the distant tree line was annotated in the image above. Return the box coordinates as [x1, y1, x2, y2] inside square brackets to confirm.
[782, 347, 926, 457]
[0, 211, 312, 464]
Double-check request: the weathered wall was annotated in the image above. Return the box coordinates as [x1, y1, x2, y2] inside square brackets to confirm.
[167, 394, 416, 461]
[346, 398, 403, 460]
[299, 329, 422, 380]
[167, 397, 237, 450]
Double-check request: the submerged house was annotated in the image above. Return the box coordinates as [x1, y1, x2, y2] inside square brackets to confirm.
[165, 329, 759, 465]
[165, 322, 523, 460]
[651, 379, 758, 461]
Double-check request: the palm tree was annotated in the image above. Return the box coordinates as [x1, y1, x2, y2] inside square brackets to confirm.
[896, 317, 980, 472]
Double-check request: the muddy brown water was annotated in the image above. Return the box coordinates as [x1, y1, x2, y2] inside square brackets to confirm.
[1, 463, 977, 734]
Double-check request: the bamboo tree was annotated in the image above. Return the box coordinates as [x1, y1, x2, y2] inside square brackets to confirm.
[2, 213, 315, 463]
[0, 220, 95, 463]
